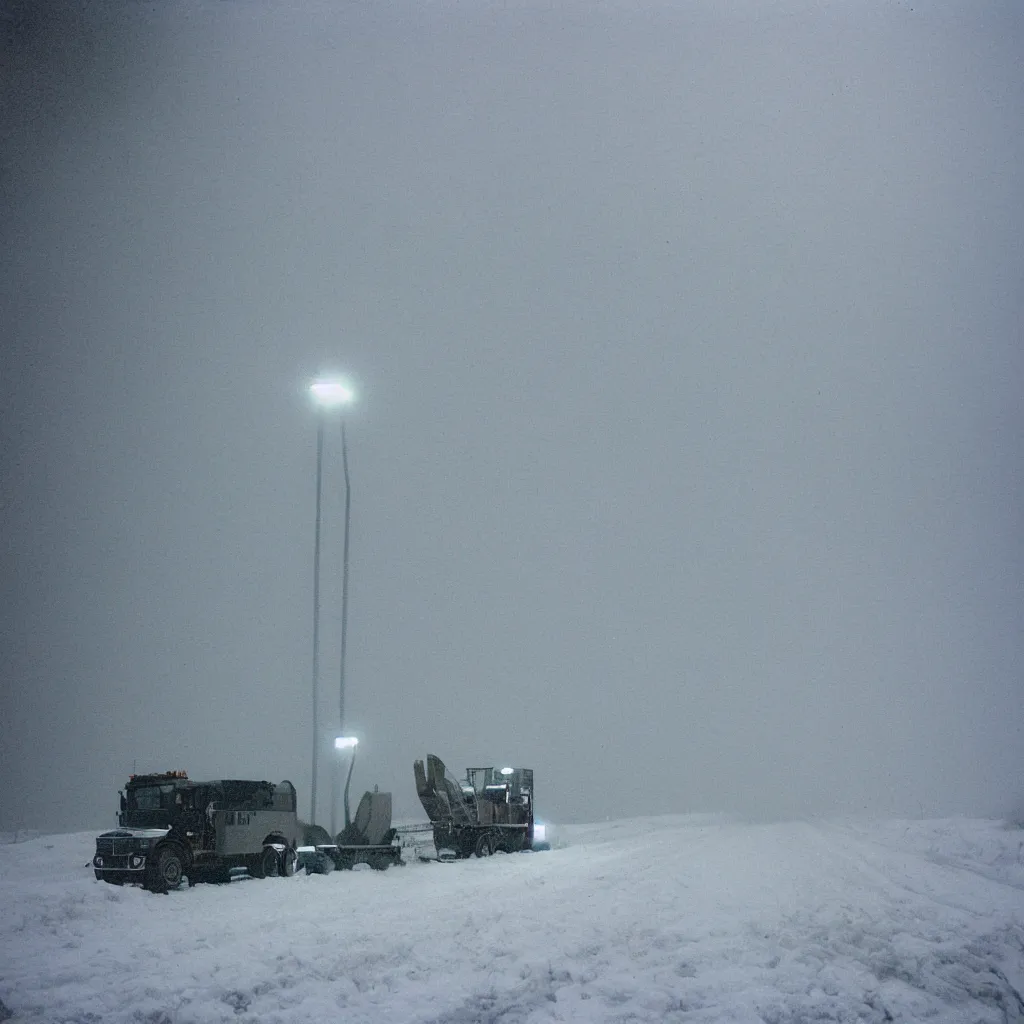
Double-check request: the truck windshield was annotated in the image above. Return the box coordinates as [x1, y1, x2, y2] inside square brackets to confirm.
[129, 785, 174, 810]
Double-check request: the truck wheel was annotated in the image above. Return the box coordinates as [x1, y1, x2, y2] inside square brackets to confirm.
[262, 845, 281, 878]
[278, 847, 298, 877]
[500, 833, 524, 854]
[475, 834, 494, 858]
[250, 845, 279, 879]
[146, 845, 185, 893]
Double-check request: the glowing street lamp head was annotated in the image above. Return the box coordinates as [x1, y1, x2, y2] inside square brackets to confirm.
[310, 376, 356, 410]
[334, 736, 359, 751]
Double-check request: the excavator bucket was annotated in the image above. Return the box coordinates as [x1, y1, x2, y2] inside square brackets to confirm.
[427, 754, 447, 794]
[415, 758, 451, 824]
[415, 754, 478, 826]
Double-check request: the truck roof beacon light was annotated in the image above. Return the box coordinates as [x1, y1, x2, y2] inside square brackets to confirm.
[500, 766, 514, 776]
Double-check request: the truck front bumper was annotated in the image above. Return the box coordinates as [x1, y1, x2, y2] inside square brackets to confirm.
[93, 851, 147, 873]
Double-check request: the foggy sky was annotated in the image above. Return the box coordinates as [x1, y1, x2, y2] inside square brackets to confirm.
[2, 0, 1021, 833]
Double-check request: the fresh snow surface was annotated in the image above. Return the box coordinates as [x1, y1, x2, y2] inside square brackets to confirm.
[2, 816, 1024, 1023]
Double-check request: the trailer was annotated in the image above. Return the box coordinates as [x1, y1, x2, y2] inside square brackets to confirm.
[297, 790, 402, 873]
[414, 754, 538, 859]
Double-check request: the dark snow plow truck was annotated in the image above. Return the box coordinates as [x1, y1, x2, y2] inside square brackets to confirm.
[93, 772, 300, 892]
[414, 754, 540, 859]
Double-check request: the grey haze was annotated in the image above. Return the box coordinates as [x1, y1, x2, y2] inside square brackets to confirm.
[1, 0, 1021, 832]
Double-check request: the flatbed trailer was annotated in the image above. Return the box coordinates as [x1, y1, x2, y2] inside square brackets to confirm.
[297, 841, 401, 872]
[298, 790, 402, 872]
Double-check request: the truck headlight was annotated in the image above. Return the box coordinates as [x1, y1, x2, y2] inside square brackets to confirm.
[129, 853, 145, 869]
[533, 824, 546, 842]
[93, 855, 104, 868]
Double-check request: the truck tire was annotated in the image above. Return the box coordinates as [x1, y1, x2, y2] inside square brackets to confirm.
[311, 851, 335, 875]
[500, 832, 524, 854]
[145, 845, 186, 893]
[278, 846, 298, 877]
[250, 845, 279, 879]
[369, 852, 394, 871]
[262, 845, 281, 878]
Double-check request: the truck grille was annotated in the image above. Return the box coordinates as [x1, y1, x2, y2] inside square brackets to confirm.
[95, 835, 146, 872]
[99, 855, 132, 869]
[96, 837, 130, 858]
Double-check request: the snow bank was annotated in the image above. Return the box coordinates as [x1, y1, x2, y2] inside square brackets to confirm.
[1, 818, 1023, 1022]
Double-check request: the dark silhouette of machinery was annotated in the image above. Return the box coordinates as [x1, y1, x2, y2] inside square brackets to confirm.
[414, 753, 537, 859]
[93, 754, 544, 890]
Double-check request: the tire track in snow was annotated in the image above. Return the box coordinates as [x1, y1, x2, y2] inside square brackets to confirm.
[794, 820, 1024, 1023]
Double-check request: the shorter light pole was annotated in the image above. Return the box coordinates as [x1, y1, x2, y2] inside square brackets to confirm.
[334, 736, 359, 835]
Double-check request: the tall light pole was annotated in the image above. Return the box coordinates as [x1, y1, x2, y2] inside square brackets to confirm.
[336, 418, 353, 833]
[308, 375, 355, 827]
[310, 420, 324, 825]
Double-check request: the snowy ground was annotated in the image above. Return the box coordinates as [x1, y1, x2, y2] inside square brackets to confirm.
[2, 816, 1024, 1023]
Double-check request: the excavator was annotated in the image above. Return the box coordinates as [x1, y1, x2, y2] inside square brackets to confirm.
[414, 753, 540, 859]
